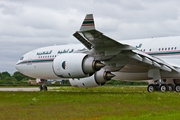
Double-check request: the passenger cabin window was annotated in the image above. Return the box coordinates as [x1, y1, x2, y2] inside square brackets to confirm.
[158, 47, 178, 51]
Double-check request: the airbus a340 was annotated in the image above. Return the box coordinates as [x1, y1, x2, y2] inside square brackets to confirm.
[16, 14, 180, 92]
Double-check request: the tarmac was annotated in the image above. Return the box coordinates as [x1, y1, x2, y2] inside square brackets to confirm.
[0, 87, 39, 91]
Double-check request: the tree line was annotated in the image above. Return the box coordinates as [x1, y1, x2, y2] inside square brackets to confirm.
[0, 71, 71, 85]
[0, 71, 34, 84]
[106, 80, 148, 86]
[0, 71, 148, 85]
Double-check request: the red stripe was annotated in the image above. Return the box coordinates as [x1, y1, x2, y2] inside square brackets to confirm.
[82, 24, 94, 26]
[85, 18, 93, 20]
[153, 54, 180, 56]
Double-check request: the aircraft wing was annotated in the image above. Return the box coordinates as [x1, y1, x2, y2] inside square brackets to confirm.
[73, 14, 180, 73]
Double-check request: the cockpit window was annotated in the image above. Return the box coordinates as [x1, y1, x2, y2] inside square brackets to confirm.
[20, 56, 24, 60]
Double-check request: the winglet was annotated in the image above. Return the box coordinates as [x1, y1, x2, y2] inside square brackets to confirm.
[80, 14, 95, 32]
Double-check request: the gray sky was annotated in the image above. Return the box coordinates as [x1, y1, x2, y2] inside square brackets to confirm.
[1, 0, 180, 74]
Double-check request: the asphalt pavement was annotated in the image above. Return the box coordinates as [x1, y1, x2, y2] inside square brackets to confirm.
[0, 87, 39, 91]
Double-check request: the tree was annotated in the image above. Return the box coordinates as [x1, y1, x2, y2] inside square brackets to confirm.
[1, 71, 11, 80]
[12, 71, 34, 81]
[0, 72, 2, 80]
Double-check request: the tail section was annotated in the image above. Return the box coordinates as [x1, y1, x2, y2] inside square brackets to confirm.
[80, 14, 95, 32]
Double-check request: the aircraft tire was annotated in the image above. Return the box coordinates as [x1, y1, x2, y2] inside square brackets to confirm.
[160, 84, 168, 92]
[147, 84, 156, 92]
[39, 85, 48, 91]
[154, 84, 160, 91]
[175, 84, 180, 92]
[43, 86, 48, 91]
[39, 86, 43, 91]
[168, 84, 175, 91]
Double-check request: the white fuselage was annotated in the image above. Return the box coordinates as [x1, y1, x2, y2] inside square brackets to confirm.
[15, 36, 180, 80]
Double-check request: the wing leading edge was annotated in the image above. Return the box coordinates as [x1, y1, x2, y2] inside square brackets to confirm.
[73, 14, 180, 73]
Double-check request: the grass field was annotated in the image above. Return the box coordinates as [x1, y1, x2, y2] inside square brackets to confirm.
[0, 86, 180, 120]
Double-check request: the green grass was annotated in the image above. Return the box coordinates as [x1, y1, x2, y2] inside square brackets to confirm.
[0, 86, 180, 120]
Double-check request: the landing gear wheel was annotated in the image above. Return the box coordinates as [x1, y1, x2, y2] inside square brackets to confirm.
[147, 84, 155, 92]
[154, 84, 160, 91]
[39, 79, 48, 91]
[160, 84, 168, 92]
[168, 84, 175, 91]
[39, 85, 48, 91]
[175, 84, 180, 92]
[39, 85, 43, 91]
[43, 86, 48, 91]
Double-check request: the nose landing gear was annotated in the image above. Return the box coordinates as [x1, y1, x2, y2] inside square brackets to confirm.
[39, 79, 48, 91]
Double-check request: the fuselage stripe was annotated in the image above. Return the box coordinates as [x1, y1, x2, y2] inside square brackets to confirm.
[17, 59, 54, 65]
[146, 51, 180, 56]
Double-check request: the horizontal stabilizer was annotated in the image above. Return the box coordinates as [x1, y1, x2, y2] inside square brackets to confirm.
[80, 14, 95, 32]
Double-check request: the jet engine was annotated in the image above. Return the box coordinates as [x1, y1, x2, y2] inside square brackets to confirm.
[53, 53, 104, 78]
[69, 70, 115, 88]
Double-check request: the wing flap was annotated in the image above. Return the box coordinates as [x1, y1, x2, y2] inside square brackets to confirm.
[143, 57, 152, 65]
[132, 50, 179, 72]
[161, 65, 172, 72]
[73, 32, 92, 50]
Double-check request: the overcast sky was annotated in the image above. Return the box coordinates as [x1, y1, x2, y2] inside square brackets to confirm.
[1, 0, 180, 74]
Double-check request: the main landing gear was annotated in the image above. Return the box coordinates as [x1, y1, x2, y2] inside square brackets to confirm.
[39, 79, 48, 91]
[147, 83, 180, 92]
[147, 68, 176, 92]
[147, 83, 175, 92]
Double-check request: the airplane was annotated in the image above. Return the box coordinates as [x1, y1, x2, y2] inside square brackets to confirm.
[15, 14, 180, 92]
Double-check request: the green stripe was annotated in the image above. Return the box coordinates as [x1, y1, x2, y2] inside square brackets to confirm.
[148, 51, 180, 56]
[83, 21, 94, 24]
[31, 59, 53, 63]
[17, 59, 53, 65]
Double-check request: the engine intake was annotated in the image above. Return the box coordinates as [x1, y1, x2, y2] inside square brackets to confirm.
[52, 53, 104, 78]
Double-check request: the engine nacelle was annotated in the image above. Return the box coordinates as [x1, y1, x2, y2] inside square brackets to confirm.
[69, 70, 115, 88]
[53, 53, 104, 78]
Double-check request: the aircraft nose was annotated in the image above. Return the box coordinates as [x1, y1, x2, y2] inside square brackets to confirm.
[15, 61, 20, 71]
